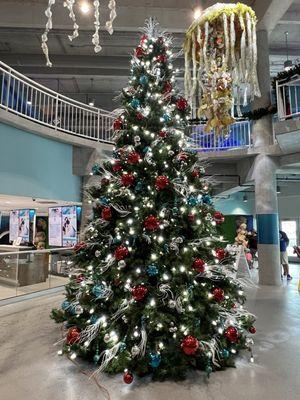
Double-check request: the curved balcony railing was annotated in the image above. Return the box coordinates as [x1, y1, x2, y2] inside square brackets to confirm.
[0, 60, 252, 151]
[276, 75, 300, 121]
[0, 61, 114, 143]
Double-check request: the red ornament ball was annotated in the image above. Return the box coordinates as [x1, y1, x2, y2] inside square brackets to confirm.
[127, 152, 140, 165]
[214, 211, 225, 225]
[181, 335, 199, 356]
[159, 130, 168, 138]
[188, 213, 196, 223]
[121, 173, 135, 187]
[135, 46, 144, 58]
[123, 371, 134, 384]
[140, 34, 148, 45]
[136, 112, 144, 121]
[191, 169, 200, 178]
[74, 241, 87, 253]
[177, 151, 189, 162]
[249, 326, 256, 334]
[192, 258, 205, 273]
[163, 82, 172, 95]
[224, 326, 239, 343]
[176, 97, 188, 111]
[132, 285, 148, 301]
[144, 215, 160, 231]
[66, 327, 81, 345]
[212, 287, 225, 302]
[157, 54, 167, 63]
[113, 117, 123, 131]
[114, 246, 129, 261]
[101, 206, 112, 221]
[112, 160, 123, 172]
[155, 175, 170, 190]
[216, 248, 226, 261]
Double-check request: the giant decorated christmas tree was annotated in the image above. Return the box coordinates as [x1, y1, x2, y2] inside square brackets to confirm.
[52, 20, 256, 384]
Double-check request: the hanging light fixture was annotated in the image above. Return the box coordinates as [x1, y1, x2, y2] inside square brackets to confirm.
[284, 31, 293, 71]
[276, 185, 281, 194]
[41, 0, 117, 67]
[88, 78, 95, 107]
[243, 194, 248, 203]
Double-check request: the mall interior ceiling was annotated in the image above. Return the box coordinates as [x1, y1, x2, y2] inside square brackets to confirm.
[0, 0, 300, 110]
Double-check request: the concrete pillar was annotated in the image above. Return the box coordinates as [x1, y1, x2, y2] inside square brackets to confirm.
[251, 29, 281, 286]
[253, 155, 281, 285]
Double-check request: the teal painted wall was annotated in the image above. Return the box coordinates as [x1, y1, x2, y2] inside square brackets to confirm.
[0, 122, 82, 201]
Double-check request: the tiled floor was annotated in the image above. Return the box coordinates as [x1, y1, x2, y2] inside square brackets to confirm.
[0, 265, 300, 400]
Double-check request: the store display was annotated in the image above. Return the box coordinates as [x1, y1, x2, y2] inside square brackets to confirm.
[51, 19, 256, 383]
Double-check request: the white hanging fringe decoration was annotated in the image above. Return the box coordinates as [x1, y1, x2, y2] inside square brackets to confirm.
[92, 1, 102, 53]
[184, 3, 260, 132]
[111, 299, 130, 321]
[106, 0, 117, 35]
[41, 0, 117, 66]
[79, 318, 102, 344]
[200, 339, 220, 367]
[64, 0, 79, 41]
[92, 342, 122, 376]
[110, 203, 132, 217]
[135, 320, 147, 358]
[41, 0, 56, 67]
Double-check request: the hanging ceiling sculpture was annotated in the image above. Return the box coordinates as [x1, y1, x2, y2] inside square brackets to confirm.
[184, 2, 261, 134]
[41, 0, 117, 67]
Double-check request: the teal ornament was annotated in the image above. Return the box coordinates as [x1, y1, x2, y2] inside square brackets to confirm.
[61, 300, 70, 311]
[92, 163, 100, 175]
[172, 207, 179, 216]
[147, 264, 158, 276]
[113, 237, 122, 245]
[94, 352, 101, 364]
[163, 244, 169, 253]
[221, 349, 230, 359]
[149, 353, 161, 368]
[134, 181, 143, 193]
[202, 194, 212, 205]
[90, 315, 99, 324]
[187, 196, 198, 206]
[120, 342, 127, 352]
[163, 113, 171, 122]
[195, 318, 201, 327]
[99, 196, 109, 206]
[206, 364, 213, 376]
[139, 75, 149, 85]
[143, 146, 150, 154]
[131, 98, 140, 109]
[92, 284, 105, 298]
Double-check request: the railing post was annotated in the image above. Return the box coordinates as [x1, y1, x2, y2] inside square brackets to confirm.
[97, 109, 100, 141]
[54, 93, 59, 130]
[5, 68, 12, 110]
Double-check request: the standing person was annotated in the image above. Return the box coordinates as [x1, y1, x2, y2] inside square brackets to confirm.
[279, 230, 292, 280]
[247, 229, 258, 269]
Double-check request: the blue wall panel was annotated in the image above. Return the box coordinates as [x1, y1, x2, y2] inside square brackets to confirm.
[0, 122, 82, 202]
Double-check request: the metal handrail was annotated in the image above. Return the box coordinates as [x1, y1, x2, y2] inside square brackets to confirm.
[0, 60, 115, 143]
[0, 247, 74, 256]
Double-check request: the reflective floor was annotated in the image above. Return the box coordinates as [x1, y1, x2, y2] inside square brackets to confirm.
[0, 265, 300, 400]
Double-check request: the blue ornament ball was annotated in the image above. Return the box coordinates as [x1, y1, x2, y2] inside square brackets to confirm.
[61, 300, 70, 311]
[120, 342, 127, 352]
[131, 98, 140, 109]
[187, 196, 198, 206]
[99, 196, 109, 206]
[202, 194, 212, 205]
[147, 264, 158, 276]
[143, 146, 150, 154]
[206, 365, 213, 376]
[163, 113, 171, 122]
[92, 284, 105, 298]
[113, 237, 122, 245]
[134, 181, 143, 193]
[92, 163, 100, 175]
[221, 349, 230, 359]
[149, 352, 161, 368]
[139, 75, 149, 85]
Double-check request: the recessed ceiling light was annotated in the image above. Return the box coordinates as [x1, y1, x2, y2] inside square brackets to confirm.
[5, 201, 11, 204]
[80, 1, 91, 14]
